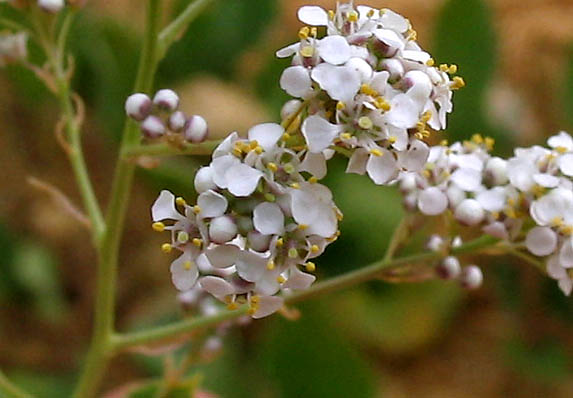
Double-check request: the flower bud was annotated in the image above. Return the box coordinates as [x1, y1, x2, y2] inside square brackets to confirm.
[452, 236, 463, 248]
[484, 157, 508, 186]
[140, 116, 165, 139]
[247, 231, 271, 252]
[125, 93, 152, 121]
[380, 58, 404, 82]
[427, 234, 444, 252]
[460, 265, 483, 290]
[436, 256, 461, 280]
[168, 110, 186, 132]
[194, 167, 217, 193]
[281, 99, 302, 120]
[209, 216, 238, 244]
[38, 0, 65, 13]
[454, 199, 484, 226]
[153, 89, 179, 111]
[184, 115, 208, 143]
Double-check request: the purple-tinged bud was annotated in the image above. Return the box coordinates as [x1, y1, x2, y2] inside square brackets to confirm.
[460, 265, 483, 290]
[184, 115, 208, 143]
[209, 216, 237, 243]
[436, 256, 461, 280]
[454, 199, 485, 226]
[168, 111, 186, 132]
[247, 231, 271, 252]
[153, 89, 179, 111]
[140, 116, 165, 139]
[125, 93, 152, 121]
[38, 0, 65, 13]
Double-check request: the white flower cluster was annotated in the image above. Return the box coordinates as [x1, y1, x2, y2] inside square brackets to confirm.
[125, 90, 208, 144]
[0, 31, 27, 67]
[277, 2, 462, 185]
[151, 122, 341, 318]
[400, 132, 573, 295]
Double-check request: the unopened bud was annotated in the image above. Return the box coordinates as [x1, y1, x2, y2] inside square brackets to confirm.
[125, 93, 152, 121]
[427, 234, 444, 252]
[209, 216, 238, 244]
[184, 115, 208, 143]
[454, 199, 485, 226]
[153, 89, 179, 111]
[436, 256, 461, 280]
[38, 0, 65, 13]
[460, 265, 483, 290]
[168, 110, 187, 132]
[140, 116, 165, 139]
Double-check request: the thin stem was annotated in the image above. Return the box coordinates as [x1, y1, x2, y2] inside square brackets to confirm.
[0, 370, 33, 398]
[122, 140, 221, 158]
[72, 1, 162, 397]
[157, 0, 217, 58]
[113, 235, 500, 350]
[383, 216, 410, 262]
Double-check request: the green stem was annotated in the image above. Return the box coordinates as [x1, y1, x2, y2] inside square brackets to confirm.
[112, 235, 500, 350]
[71, 1, 162, 397]
[0, 370, 33, 398]
[157, 0, 217, 58]
[383, 216, 410, 262]
[122, 140, 221, 158]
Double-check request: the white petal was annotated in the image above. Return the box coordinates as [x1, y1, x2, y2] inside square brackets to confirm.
[226, 164, 263, 197]
[311, 63, 361, 103]
[280, 66, 312, 98]
[399, 139, 429, 172]
[301, 115, 342, 153]
[276, 43, 300, 58]
[482, 221, 509, 240]
[476, 187, 506, 212]
[366, 150, 397, 185]
[205, 245, 241, 268]
[558, 278, 573, 296]
[213, 132, 238, 158]
[507, 158, 536, 191]
[526, 226, 558, 257]
[199, 276, 235, 299]
[402, 50, 431, 64]
[170, 252, 199, 291]
[235, 251, 266, 282]
[290, 185, 337, 237]
[454, 199, 485, 226]
[547, 255, 566, 279]
[345, 57, 373, 82]
[197, 190, 228, 218]
[318, 35, 351, 65]
[380, 8, 409, 32]
[548, 131, 573, 150]
[211, 155, 240, 188]
[282, 266, 316, 290]
[252, 296, 284, 319]
[248, 123, 285, 152]
[418, 187, 448, 216]
[374, 29, 405, 51]
[533, 173, 560, 188]
[300, 152, 327, 179]
[558, 153, 573, 177]
[346, 148, 368, 175]
[560, 238, 573, 268]
[385, 94, 420, 129]
[451, 168, 482, 192]
[151, 190, 183, 222]
[297, 5, 328, 26]
[194, 167, 217, 193]
[253, 202, 285, 235]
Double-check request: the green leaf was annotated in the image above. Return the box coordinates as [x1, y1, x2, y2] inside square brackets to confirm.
[159, 0, 279, 83]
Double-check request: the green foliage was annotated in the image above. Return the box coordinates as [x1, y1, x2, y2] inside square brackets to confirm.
[159, 0, 279, 83]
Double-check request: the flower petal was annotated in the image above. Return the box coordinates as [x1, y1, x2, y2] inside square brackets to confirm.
[170, 251, 199, 291]
[418, 187, 448, 216]
[151, 190, 183, 222]
[197, 190, 228, 218]
[297, 5, 328, 26]
[282, 266, 316, 290]
[318, 35, 351, 65]
[248, 122, 285, 152]
[226, 164, 263, 197]
[253, 202, 285, 235]
[205, 244, 241, 268]
[311, 63, 361, 103]
[300, 152, 327, 179]
[526, 226, 558, 257]
[280, 66, 312, 98]
[366, 149, 397, 185]
[252, 296, 284, 319]
[199, 276, 235, 300]
[301, 115, 342, 153]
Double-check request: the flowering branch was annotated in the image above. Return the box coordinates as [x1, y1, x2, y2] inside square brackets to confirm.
[112, 234, 500, 351]
[122, 139, 222, 159]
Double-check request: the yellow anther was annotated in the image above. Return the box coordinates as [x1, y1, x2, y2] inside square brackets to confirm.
[250, 295, 260, 304]
[276, 238, 284, 247]
[298, 26, 310, 40]
[491, 211, 500, 220]
[439, 64, 449, 72]
[298, 224, 309, 230]
[227, 302, 238, 311]
[305, 262, 316, 272]
[415, 132, 424, 140]
[300, 45, 314, 58]
[290, 182, 301, 189]
[277, 275, 286, 284]
[175, 197, 186, 207]
[347, 10, 358, 22]
[288, 248, 298, 258]
[336, 101, 346, 111]
[267, 162, 278, 172]
[311, 244, 320, 253]
[505, 207, 517, 219]
[358, 116, 374, 130]
[282, 132, 291, 141]
[448, 64, 458, 74]
[485, 137, 495, 151]
[426, 58, 435, 67]
[422, 111, 432, 122]
[192, 238, 202, 247]
[193, 205, 201, 214]
[247, 307, 257, 316]
[388, 136, 397, 144]
[367, 9, 375, 17]
[561, 225, 573, 236]
[360, 84, 378, 97]
[416, 121, 426, 131]
[341, 132, 352, 140]
[177, 231, 189, 244]
[440, 139, 449, 146]
[556, 146, 568, 154]
[255, 146, 263, 154]
[232, 148, 242, 157]
[184, 261, 192, 271]
[471, 134, 484, 144]
[336, 211, 344, 221]
[374, 97, 391, 111]
[328, 10, 335, 20]
[161, 243, 172, 253]
[152, 222, 165, 232]
[422, 169, 431, 179]
[309, 176, 318, 184]
[369, 148, 383, 157]
[249, 140, 259, 150]
[551, 217, 564, 228]
[452, 76, 466, 89]
[310, 27, 318, 37]
[267, 260, 275, 270]
[407, 29, 417, 41]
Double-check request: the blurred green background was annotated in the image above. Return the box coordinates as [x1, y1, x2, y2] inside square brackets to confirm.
[1, 0, 573, 396]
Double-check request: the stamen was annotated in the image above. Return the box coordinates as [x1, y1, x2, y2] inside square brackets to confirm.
[267, 162, 278, 172]
[305, 262, 316, 272]
[152, 222, 165, 232]
[300, 46, 314, 58]
[358, 116, 373, 130]
[267, 260, 275, 270]
[161, 243, 172, 253]
[369, 148, 383, 157]
[175, 197, 186, 207]
[310, 244, 320, 253]
[192, 238, 202, 247]
[277, 275, 286, 284]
